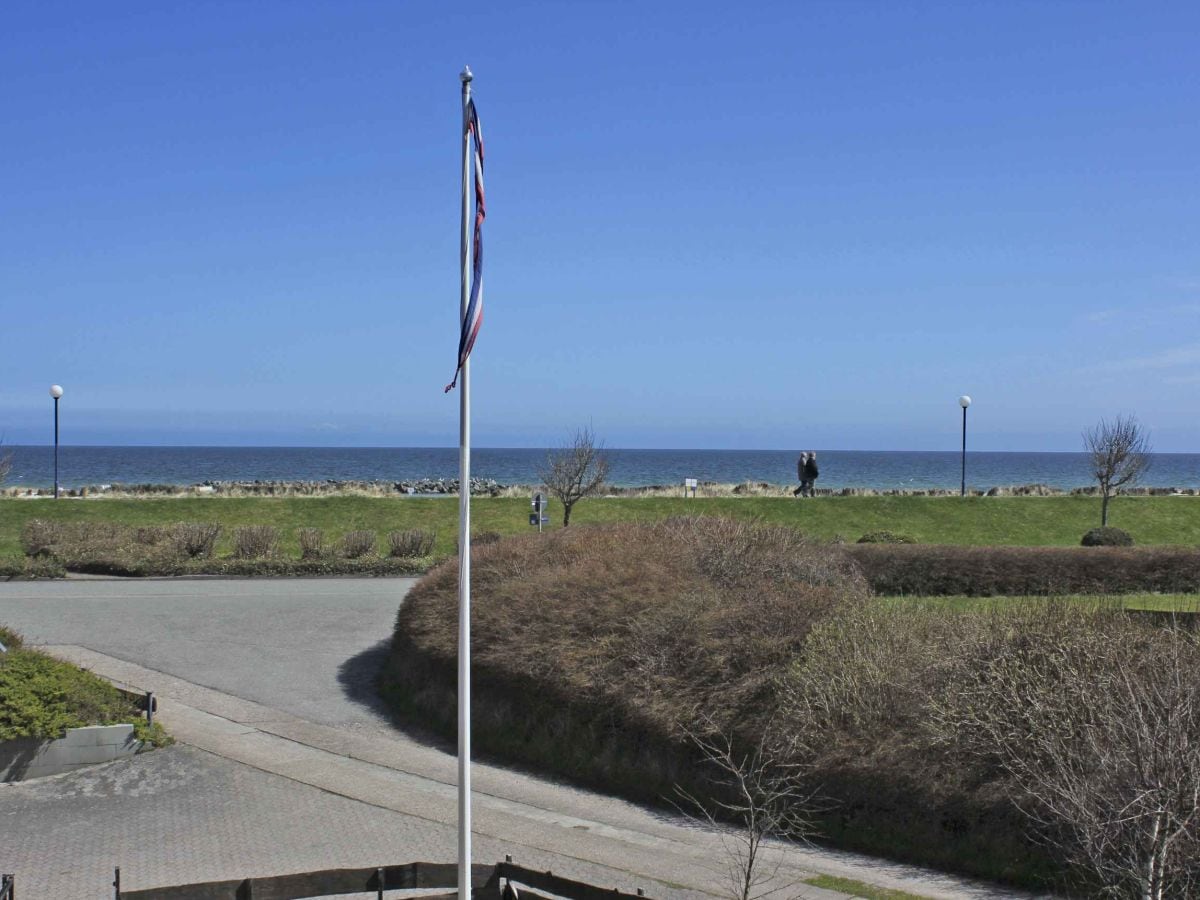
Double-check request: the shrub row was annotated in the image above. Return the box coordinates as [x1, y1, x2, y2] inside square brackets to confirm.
[18, 520, 437, 575]
[846, 544, 1200, 596]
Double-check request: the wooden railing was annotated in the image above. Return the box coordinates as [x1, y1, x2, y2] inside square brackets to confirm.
[110, 857, 652, 900]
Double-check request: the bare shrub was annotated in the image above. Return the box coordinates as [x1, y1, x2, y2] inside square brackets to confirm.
[20, 519, 62, 558]
[388, 529, 434, 558]
[1084, 414, 1152, 527]
[339, 530, 377, 559]
[298, 527, 325, 560]
[134, 525, 169, 546]
[170, 522, 220, 559]
[537, 426, 609, 526]
[677, 721, 817, 900]
[232, 525, 279, 560]
[931, 613, 1200, 898]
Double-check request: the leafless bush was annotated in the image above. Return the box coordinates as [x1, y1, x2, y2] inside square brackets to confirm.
[170, 522, 220, 559]
[134, 526, 169, 546]
[298, 527, 325, 560]
[232, 525, 279, 559]
[388, 529, 435, 558]
[931, 612, 1200, 898]
[20, 519, 62, 558]
[537, 426, 609, 526]
[676, 720, 817, 900]
[1084, 414, 1152, 527]
[339, 530, 377, 559]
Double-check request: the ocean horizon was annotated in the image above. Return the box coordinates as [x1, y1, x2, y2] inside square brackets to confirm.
[4, 445, 1199, 492]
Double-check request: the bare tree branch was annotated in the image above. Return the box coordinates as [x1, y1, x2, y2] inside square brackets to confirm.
[1083, 415, 1151, 527]
[674, 718, 819, 900]
[537, 426, 609, 527]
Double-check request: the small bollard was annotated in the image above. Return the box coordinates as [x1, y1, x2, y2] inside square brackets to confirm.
[376, 866, 384, 900]
[637, 890, 645, 897]
[145, 692, 155, 728]
[113, 867, 121, 900]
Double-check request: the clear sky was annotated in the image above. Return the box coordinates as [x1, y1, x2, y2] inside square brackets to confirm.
[2, 1, 1198, 451]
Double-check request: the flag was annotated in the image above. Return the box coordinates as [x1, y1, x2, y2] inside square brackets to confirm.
[445, 98, 485, 392]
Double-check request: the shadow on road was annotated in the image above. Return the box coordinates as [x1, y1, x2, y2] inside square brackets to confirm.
[335, 638, 455, 753]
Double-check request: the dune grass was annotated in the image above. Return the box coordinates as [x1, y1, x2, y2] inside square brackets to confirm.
[0, 493, 1196, 565]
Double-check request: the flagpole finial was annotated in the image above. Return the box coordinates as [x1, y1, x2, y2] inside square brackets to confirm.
[460, 65, 473, 83]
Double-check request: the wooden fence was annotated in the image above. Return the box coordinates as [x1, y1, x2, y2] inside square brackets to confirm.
[106, 857, 651, 900]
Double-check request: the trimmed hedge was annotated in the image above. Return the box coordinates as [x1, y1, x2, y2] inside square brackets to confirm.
[1081, 526, 1134, 547]
[847, 544, 1200, 596]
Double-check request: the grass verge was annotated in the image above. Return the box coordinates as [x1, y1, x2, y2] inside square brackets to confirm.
[804, 875, 931, 899]
[1, 493, 1197, 566]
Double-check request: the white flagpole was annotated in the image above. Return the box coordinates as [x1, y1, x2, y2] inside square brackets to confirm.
[456, 64, 474, 900]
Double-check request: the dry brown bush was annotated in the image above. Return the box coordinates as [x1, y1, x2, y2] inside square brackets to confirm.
[388, 529, 434, 558]
[232, 525, 279, 560]
[170, 522, 219, 559]
[387, 517, 868, 789]
[298, 527, 325, 560]
[339, 530, 377, 559]
[134, 525, 169, 546]
[20, 519, 62, 557]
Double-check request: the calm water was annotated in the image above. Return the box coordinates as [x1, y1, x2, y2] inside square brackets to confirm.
[4, 445, 1199, 491]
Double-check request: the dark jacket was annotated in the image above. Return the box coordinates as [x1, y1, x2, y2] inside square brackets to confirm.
[803, 458, 819, 480]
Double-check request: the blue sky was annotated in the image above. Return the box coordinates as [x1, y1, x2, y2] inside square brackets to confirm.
[2, 1, 1198, 451]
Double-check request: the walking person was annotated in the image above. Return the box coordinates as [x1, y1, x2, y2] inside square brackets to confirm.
[793, 452, 810, 497]
[803, 451, 820, 496]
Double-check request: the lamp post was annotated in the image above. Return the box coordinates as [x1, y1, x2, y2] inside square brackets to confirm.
[958, 395, 971, 497]
[50, 385, 64, 499]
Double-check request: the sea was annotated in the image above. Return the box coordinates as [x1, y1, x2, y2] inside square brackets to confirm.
[4, 446, 1199, 492]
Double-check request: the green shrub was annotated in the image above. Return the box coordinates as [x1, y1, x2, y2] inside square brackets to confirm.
[1081, 526, 1134, 547]
[298, 527, 325, 560]
[388, 529, 435, 558]
[339, 530, 377, 559]
[847, 544, 1200, 596]
[232, 525, 279, 559]
[0, 558, 65, 579]
[0, 645, 148, 741]
[0, 625, 22, 650]
[856, 530, 917, 544]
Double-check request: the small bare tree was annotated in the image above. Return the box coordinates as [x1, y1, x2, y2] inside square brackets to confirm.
[0, 442, 11, 487]
[676, 722, 817, 900]
[1083, 415, 1151, 526]
[538, 426, 609, 527]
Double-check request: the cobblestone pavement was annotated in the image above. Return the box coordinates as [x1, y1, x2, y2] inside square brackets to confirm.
[0, 745, 717, 899]
[0, 578, 1039, 900]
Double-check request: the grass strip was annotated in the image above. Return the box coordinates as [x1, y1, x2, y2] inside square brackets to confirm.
[804, 874, 932, 899]
[2, 494, 1197, 565]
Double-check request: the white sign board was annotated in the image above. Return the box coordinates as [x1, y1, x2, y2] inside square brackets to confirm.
[684, 478, 698, 489]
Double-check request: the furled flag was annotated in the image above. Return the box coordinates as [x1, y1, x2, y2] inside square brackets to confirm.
[445, 98, 485, 392]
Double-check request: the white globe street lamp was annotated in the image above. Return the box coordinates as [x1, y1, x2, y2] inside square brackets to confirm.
[50, 385, 64, 498]
[958, 395, 972, 497]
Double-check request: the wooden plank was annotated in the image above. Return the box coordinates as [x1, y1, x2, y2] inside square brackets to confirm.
[119, 862, 495, 900]
[498, 864, 649, 900]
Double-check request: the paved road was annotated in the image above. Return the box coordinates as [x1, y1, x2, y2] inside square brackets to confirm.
[0, 576, 408, 731]
[0, 578, 1037, 899]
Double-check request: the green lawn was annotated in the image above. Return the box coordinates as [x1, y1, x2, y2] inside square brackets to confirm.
[804, 875, 931, 900]
[0, 493, 1197, 563]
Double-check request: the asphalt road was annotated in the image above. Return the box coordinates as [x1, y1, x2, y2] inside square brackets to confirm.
[0, 576, 411, 731]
